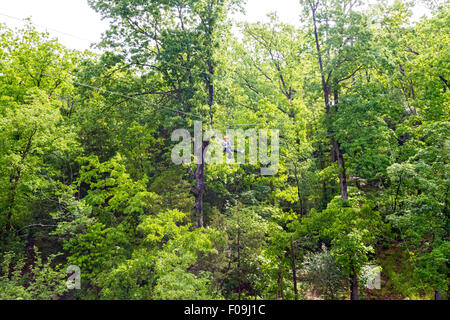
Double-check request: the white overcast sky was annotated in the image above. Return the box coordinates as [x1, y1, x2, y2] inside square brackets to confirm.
[0, 0, 430, 51]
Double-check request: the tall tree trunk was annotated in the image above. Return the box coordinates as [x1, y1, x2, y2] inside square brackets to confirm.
[332, 88, 349, 200]
[193, 53, 215, 228]
[193, 141, 209, 228]
[290, 237, 298, 299]
[310, 3, 348, 201]
[350, 272, 359, 300]
[207, 62, 215, 125]
[333, 139, 349, 200]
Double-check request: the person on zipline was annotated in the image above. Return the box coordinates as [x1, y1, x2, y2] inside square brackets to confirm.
[222, 135, 244, 159]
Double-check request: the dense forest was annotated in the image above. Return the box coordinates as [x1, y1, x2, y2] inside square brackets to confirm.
[0, 0, 448, 300]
